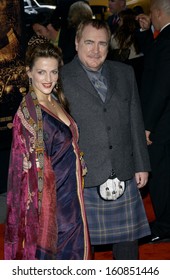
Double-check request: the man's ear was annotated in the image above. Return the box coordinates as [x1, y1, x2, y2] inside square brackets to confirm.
[75, 38, 78, 51]
[157, 8, 162, 19]
[47, 23, 52, 31]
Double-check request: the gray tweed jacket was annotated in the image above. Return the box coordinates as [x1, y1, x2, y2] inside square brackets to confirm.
[61, 56, 151, 187]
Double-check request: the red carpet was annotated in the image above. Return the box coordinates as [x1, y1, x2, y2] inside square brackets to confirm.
[0, 224, 4, 260]
[1, 191, 170, 260]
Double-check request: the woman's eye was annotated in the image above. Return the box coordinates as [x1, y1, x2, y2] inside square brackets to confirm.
[38, 71, 44, 75]
[53, 70, 58, 74]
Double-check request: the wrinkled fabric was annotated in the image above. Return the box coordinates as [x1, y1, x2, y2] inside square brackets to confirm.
[84, 178, 151, 245]
[4, 92, 90, 260]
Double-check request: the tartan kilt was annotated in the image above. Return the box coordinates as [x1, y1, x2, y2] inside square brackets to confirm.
[84, 177, 151, 245]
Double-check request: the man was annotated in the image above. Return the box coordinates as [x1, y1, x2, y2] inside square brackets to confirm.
[31, 12, 61, 47]
[61, 20, 150, 259]
[51, 0, 88, 63]
[61, 19, 151, 260]
[139, 0, 170, 242]
[107, 0, 126, 34]
[59, 1, 93, 64]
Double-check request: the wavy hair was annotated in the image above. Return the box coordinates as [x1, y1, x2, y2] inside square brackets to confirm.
[114, 9, 140, 54]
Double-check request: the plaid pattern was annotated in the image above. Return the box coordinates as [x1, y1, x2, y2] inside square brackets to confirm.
[84, 178, 150, 245]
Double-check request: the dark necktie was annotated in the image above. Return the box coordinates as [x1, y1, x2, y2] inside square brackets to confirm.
[112, 14, 119, 25]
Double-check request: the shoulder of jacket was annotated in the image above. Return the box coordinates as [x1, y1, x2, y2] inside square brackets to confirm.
[61, 59, 78, 72]
[106, 59, 132, 72]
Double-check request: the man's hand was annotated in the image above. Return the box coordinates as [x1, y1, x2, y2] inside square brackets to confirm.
[145, 130, 152, 145]
[135, 172, 149, 189]
[136, 13, 151, 30]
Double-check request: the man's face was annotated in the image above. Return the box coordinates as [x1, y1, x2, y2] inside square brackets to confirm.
[75, 25, 109, 71]
[150, 0, 162, 30]
[108, 0, 125, 14]
[149, 0, 163, 31]
[32, 24, 50, 40]
[150, 8, 158, 30]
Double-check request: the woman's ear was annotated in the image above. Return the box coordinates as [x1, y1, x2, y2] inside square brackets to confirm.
[26, 66, 31, 78]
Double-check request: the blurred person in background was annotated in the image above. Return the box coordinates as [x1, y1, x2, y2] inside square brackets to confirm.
[107, 0, 126, 34]
[31, 12, 61, 47]
[59, 1, 93, 63]
[139, 0, 170, 243]
[109, 8, 144, 89]
[52, 1, 90, 63]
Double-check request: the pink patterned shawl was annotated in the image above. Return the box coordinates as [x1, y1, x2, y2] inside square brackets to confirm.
[4, 92, 57, 259]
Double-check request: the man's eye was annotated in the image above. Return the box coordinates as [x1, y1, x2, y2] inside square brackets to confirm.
[85, 41, 93, 45]
[100, 42, 108, 47]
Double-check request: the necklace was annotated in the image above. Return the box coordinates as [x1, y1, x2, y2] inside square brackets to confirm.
[48, 96, 56, 108]
[50, 101, 56, 108]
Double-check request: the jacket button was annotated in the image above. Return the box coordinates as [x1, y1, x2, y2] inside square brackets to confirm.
[109, 145, 113, 149]
[103, 108, 107, 112]
[107, 126, 111, 131]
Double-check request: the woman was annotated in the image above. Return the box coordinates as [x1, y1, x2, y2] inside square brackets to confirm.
[109, 8, 144, 89]
[109, 9, 142, 59]
[4, 36, 90, 260]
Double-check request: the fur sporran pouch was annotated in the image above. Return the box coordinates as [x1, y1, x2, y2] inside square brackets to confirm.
[98, 172, 125, 201]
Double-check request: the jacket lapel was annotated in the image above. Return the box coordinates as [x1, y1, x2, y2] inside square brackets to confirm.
[69, 57, 118, 103]
[71, 58, 104, 100]
[103, 62, 118, 103]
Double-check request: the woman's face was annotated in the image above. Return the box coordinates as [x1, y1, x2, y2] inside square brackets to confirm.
[27, 57, 59, 96]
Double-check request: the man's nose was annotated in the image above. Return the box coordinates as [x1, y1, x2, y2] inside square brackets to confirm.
[93, 43, 99, 52]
